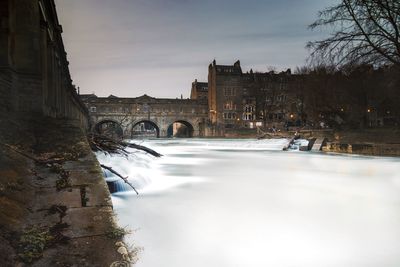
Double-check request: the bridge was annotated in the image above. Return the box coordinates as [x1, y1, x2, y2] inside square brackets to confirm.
[80, 94, 210, 138]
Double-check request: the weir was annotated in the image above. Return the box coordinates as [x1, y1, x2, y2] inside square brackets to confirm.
[98, 139, 400, 267]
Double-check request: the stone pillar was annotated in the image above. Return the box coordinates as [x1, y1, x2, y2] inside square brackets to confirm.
[40, 19, 49, 115]
[46, 41, 55, 116]
[0, 0, 12, 112]
[13, 0, 40, 73]
[12, 0, 42, 112]
[0, 0, 9, 67]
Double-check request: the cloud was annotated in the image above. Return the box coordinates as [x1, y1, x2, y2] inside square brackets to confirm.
[56, 0, 336, 97]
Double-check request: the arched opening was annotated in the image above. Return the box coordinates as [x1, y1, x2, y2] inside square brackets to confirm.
[131, 120, 160, 138]
[94, 120, 123, 139]
[167, 120, 194, 138]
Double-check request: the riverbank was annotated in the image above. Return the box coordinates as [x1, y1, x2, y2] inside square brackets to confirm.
[303, 128, 400, 157]
[0, 113, 130, 266]
[254, 128, 400, 157]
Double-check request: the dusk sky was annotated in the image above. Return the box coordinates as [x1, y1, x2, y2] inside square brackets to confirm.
[55, 0, 335, 98]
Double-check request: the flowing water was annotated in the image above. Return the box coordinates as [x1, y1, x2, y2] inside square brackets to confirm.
[96, 139, 400, 267]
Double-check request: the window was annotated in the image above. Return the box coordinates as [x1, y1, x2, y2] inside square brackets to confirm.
[224, 112, 236, 120]
[243, 104, 256, 121]
[224, 101, 236, 110]
[90, 106, 97, 113]
[224, 88, 236, 96]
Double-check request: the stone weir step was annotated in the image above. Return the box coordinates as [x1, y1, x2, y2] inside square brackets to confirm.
[311, 138, 328, 151]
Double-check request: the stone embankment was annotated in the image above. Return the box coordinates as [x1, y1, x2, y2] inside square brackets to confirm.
[322, 142, 400, 157]
[301, 128, 400, 157]
[0, 114, 134, 266]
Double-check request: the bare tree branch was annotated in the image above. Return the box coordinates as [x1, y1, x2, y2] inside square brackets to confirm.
[308, 0, 400, 67]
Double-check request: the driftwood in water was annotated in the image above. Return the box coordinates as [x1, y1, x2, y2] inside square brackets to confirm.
[100, 164, 139, 195]
[257, 127, 291, 140]
[88, 133, 162, 157]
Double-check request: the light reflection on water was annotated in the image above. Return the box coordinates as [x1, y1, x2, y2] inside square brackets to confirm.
[97, 139, 400, 267]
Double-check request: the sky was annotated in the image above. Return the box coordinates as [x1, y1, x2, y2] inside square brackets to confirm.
[55, 0, 335, 98]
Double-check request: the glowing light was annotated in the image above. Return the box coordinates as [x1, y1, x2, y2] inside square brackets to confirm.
[290, 114, 294, 119]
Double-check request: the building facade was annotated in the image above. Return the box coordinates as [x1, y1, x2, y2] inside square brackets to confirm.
[190, 79, 208, 100]
[206, 60, 303, 136]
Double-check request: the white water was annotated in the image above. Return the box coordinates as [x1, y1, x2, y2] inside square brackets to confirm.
[96, 139, 400, 267]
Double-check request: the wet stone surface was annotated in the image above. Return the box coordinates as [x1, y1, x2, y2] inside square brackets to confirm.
[0, 115, 126, 267]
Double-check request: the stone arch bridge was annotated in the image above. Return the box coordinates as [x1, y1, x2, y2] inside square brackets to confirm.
[80, 94, 210, 138]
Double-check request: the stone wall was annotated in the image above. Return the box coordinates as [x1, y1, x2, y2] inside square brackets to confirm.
[323, 142, 400, 157]
[81, 94, 209, 138]
[0, 0, 89, 129]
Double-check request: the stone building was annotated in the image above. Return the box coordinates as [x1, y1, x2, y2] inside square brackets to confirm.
[206, 60, 302, 136]
[190, 79, 208, 100]
[0, 0, 88, 127]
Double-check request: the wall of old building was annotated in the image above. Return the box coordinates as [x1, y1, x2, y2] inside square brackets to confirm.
[0, 0, 89, 129]
[207, 60, 299, 136]
[190, 79, 208, 101]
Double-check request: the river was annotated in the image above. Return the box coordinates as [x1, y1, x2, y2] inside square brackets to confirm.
[96, 139, 400, 267]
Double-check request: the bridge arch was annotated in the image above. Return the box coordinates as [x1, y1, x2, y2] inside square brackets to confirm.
[94, 119, 124, 139]
[131, 120, 160, 138]
[167, 120, 194, 138]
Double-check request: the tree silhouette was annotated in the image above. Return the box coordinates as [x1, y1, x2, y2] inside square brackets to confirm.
[308, 0, 400, 67]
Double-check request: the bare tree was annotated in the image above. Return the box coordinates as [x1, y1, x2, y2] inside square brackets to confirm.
[307, 0, 400, 67]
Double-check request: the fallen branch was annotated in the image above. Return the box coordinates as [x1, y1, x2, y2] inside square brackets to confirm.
[122, 142, 162, 157]
[88, 134, 162, 157]
[100, 164, 139, 195]
[0, 142, 37, 161]
[0, 142, 65, 164]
